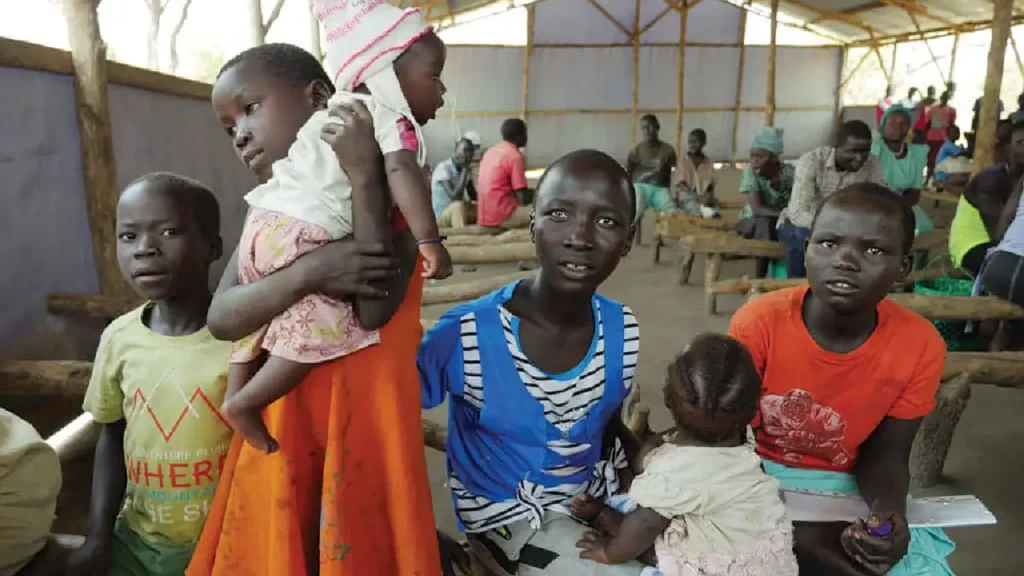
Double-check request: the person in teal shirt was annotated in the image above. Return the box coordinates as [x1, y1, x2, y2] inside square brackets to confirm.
[735, 126, 796, 277]
[871, 105, 934, 235]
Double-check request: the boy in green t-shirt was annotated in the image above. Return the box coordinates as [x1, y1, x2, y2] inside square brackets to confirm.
[68, 173, 231, 576]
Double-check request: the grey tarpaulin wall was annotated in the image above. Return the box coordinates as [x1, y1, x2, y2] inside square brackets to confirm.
[420, 0, 843, 168]
[1, 0, 845, 354]
[0, 46, 253, 358]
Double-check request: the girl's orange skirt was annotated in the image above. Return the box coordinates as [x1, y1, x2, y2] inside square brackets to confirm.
[187, 269, 440, 576]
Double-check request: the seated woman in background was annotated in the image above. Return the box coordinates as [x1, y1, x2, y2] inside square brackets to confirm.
[978, 121, 1024, 348]
[730, 182, 954, 575]
[673, 128, 720, 218]
[871, 105, 933, 236]
[950, 120, 1019, 276]
[419, 150, 646, 575]
[736, 126, 795, 277]
[627, 114, 679, 226]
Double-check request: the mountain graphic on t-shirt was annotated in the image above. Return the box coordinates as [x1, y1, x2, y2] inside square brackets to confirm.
[125, 366, 228, 442]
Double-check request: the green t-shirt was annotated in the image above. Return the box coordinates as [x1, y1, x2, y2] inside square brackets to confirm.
[83, 304, 232, 549]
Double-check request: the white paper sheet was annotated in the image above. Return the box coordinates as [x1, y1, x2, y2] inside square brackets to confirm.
[780, 489, 997, 528]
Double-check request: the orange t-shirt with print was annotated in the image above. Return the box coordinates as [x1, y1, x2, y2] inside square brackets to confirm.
[728, 286, 945, 473]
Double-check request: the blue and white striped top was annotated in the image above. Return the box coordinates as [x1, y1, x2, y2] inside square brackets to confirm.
[419, 281, 639, 533]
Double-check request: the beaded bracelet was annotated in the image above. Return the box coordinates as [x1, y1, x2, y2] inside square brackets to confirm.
[416, 235, 447, 246]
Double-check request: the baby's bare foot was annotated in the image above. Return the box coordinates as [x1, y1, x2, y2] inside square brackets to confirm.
[570, 494, 606, 523]
[222, 401, 279, 453]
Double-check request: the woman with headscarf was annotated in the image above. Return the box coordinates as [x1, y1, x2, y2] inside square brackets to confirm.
[871, 105, 934, 235]
[736, 126, 795, 277]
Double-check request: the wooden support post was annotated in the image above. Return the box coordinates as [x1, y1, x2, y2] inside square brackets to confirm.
[834, 45, 847, 134]
[0, 360, 93, 397]
[1010, 30, 1024, 77]
[765, 0, 779, 126]
[974, 0, 1015, 172]
[889, 42, 897, 84]
[906, 11, 947, 83]
[910, 372, 971, 488]
[948, 32, 959, 80]
[872, 44, 890, 85]
[58, 0, 131, 301]
[678, 248, 696, 284]
[630, 0, 642, 148]
[731, 3, 749, 160]
[521, 4, 534, 121]
[675, 2, 688, 153]
[838, 49, 874, 91]
[704, 253, 724, 314]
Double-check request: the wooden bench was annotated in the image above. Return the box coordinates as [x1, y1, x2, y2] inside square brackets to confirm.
[674, 234, 786, 314]
[651, 212, 736, 264]
[684, 229, 953, 315]
[46, 270, 539, 323]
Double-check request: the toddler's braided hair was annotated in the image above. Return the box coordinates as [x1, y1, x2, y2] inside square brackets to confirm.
[663, 333, 761, 444]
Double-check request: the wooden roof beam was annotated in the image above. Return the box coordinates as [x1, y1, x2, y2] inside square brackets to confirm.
[879, 0, 956, 29]
[784, 0, 879, 37]
[806, 2, 883, 25]
[585, 0, 634, 38]
[851, 13, 1024, 46]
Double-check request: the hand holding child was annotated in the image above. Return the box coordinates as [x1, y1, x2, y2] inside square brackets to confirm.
[298, 240, 400, 300]
[419, 242, 453, 279]
[320, 99, 383, 184]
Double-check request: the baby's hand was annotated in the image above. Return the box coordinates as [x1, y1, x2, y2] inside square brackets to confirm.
[576, 530, 612, 564]
[419, 242, 453, 279]
[570, 494, 607, 523]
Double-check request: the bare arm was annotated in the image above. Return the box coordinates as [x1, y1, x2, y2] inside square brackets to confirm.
[207, 245, 315, 341]
[578, 507, 670, 565]
[748, 185, 781, 218]
[995, 176, 1024, 242]
[386, 150, 441, 243]
[85, 421, 127, 544]
[854, 416, 920, 517]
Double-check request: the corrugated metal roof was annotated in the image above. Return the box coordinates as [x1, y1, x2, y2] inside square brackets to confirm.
[718, 0, 1019, 44]
[419, 0, 1020, 45]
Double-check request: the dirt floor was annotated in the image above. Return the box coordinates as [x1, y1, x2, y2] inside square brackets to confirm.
[421, 209, 1023, 576]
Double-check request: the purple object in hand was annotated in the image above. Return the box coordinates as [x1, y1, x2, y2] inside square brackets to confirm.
[866, 519, 894, 537]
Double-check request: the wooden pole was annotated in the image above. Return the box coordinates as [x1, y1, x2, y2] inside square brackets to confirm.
[889, 42, 898, 84]
[906, 11, 947, 83]
[57, 0, 131, 301]
[838, 49, 874, 91]
[308, 0, 322, 60]
[974, 0, 1015, 173]
[731, 4, 749, 160]
[630, 0, 642, 148]
[1009, 31, 1024, 77]
[522, 4, 534, 121]
[675, 2, 688, 153]
[765, 0, 779, 126]
[834, 45, 847, 134]
[948, 32, 959, 81]
[872, 44, 891, 85]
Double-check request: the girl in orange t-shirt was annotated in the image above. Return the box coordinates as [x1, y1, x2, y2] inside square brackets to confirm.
[729, 182, 954, 576]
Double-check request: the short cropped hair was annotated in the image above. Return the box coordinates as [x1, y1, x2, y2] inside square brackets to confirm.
[218, 43, 334, 95]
